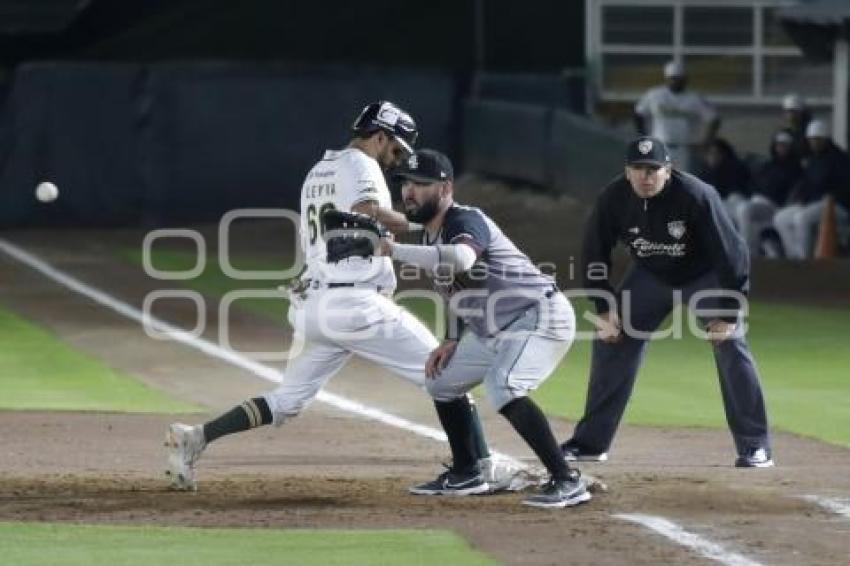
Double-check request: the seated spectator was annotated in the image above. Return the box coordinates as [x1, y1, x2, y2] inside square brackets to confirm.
[774, 120, 850, 259]
[781, 93, 812, 160]
[696, 137, 752, 217]
[732, 130, 802, 256]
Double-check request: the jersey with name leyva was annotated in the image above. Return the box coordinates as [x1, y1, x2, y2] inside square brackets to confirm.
[423, 204, 554, 337]
[299, 148, 395, 289]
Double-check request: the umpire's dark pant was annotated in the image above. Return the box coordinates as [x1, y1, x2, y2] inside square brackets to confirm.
[571, 266, 771, 456]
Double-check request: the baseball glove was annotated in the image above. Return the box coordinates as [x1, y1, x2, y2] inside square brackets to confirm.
[322, 209, 389, 263]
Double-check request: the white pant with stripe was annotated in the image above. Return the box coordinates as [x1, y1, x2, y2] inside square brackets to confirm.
[263, 288, 437, 423]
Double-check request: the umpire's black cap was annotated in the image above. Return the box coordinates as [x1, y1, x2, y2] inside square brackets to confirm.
[626, 136, 671, 167]
[352, 101, 418, 155]
[393, 149, 454, 183]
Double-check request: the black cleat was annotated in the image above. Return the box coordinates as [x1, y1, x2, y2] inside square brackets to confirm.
[735, 447, 774, 468]
[561, 441, 608, 463]
[409, 469, 490, 496]
[523, 472, 592, 509]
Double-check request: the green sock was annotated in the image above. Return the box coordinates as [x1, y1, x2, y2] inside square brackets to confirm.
[203, 397, 272, 443]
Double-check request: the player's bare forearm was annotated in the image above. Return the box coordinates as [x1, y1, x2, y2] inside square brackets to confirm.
[376, 206, 416, 234]
[425, 340, 458, 379]
[350, 201, 415, 234]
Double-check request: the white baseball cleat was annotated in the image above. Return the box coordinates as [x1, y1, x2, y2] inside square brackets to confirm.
[165, 423, 206, 491]
[481, 453, 541, 493]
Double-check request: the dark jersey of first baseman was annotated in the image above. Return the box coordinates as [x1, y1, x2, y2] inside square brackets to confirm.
[424, 204, 557, 337]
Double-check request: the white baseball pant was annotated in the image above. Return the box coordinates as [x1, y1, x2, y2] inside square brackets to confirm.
[426, 292, 575, 410]
[263, 288, 438, 423]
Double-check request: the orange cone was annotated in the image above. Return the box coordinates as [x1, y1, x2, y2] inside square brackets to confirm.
[814, 195, 838, 259]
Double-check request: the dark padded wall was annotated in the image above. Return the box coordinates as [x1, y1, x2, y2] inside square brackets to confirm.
[0, 63, 458, 226]
[462, 99, 630, 201]
[462, 100, 551, 185]
[0, 63, 147, 226]
[1, 1, 585, 72]
[548, 110, 630, 201]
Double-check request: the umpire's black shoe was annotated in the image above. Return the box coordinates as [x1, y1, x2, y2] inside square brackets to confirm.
[561, 441, 608, 463]
[735, 447, 774, 468]
[408, 469, 490, 496]
[522, 472, 592, 509]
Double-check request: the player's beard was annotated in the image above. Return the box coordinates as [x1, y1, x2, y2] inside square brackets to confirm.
[405, 195, 440, 224]
[377, 142, 405, 172]
[668, 77, 686, 93]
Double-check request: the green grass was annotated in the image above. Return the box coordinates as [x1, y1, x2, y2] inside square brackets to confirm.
[119, 247, 441, 326]
[122, 248, 850, 448]
[0, 307, 200, 413]
[0, 522, 495, 566]
[534, 300, 850, 448]
[118, 248, 292, 321]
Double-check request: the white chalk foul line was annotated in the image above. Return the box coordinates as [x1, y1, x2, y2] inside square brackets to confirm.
[0, 239, 495, 458]
[801, 495, 850, 519]
[614, 514, 763, 566]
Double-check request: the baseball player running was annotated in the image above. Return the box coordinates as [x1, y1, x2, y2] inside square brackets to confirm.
[165, 101, 516, 493]
[383, 149, 591, 508]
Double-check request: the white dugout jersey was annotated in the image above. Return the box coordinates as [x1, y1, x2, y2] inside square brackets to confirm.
[299, 148, 396, 290]
[635, 86, 717, 145]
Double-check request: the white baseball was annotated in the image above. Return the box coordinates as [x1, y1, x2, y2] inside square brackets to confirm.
[35, 181, 59, 203]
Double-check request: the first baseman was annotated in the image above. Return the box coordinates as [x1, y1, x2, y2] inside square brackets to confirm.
[385, 149, 591, 508]
[561, 136, 773, 468]
[165, 101, 516, 493]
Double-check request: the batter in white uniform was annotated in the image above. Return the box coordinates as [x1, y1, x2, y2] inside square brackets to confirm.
[634, 61, 720, 172]
[165, 102, 511, 493]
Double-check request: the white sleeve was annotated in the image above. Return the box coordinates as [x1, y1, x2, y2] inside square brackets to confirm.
[390, 242, 477, 273]
[349, 160, 388, 210]
[335, 156, 388, 211]
[635, 88, 654, 115]
[696, 94, 717, 122]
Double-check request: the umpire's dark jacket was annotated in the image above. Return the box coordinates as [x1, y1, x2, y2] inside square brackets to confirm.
[583, 170, 749, 316]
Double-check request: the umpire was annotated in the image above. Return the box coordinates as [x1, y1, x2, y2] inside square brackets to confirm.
[561, 136, 773, 468]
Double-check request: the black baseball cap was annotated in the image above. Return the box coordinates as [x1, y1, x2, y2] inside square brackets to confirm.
[626, 136, 671, 167]
[393, 149, 454, 183]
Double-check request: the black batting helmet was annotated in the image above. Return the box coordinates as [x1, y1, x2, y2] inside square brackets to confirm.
[351, 101, 418, 155]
